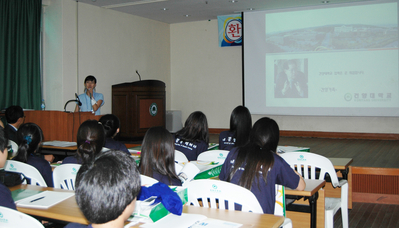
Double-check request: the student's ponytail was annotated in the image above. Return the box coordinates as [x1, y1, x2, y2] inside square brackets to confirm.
[76, 120, 105, 164]
[14, 123, 43, 163]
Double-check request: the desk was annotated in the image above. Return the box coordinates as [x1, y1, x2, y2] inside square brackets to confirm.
[9, 185, 284, 228]
[285, 179, 326, 228]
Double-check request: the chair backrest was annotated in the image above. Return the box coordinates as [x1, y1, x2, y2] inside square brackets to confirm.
[174, 150, 188, 163]
[4, 160, 47, 187]
[140, 174, 159, 186]
[7, 140, 18, 158]
[0, 206, 44, 228]
[197, 150, 229, 164]
[280, 152, 340, 187]
[53, 164, 82, 190]
[186, 179, 263, 213]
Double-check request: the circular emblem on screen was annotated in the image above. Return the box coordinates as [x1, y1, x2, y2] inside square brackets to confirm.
[149, 103, 158, 116]
[212, 184, 217, 189]
[344, 93, 352, 101]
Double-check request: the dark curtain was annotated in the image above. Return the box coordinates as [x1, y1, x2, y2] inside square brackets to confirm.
[0, 0, 42, 110]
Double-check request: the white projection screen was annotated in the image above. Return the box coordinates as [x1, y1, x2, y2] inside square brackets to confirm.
[243, 1, 399, 116]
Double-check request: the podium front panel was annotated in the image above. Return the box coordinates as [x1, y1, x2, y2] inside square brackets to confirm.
[139, 98, 164, 129]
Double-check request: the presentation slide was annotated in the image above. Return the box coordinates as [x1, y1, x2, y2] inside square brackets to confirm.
[244, 1, 399, 116]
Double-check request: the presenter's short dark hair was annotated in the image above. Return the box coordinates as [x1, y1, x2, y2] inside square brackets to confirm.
[84, 75, 97, 83]
[5, 106, 24, 124]
[75, 150, 141, 224]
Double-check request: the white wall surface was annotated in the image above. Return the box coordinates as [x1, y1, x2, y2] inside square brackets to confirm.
[43, 0, 171, 114]
[170, 20, 399, 134]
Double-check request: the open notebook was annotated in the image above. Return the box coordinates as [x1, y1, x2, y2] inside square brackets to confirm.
[15, 190, 75, 209]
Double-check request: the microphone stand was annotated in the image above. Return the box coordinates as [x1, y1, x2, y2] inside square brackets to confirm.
[64, 100, 79, 112]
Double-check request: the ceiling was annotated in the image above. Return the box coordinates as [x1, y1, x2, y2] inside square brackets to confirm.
[77, 0, 369, 24]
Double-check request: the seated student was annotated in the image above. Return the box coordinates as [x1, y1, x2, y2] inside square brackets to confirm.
[13, 123, 53, 187]
[174, 111, 209, 161]
[4, 105, 24, 143]
[64, 150, 141, 228]
[63, 120, 105, 164]
[99, 114, 129, 155]
[219, 117, 305, 214]
[139, 127, 182, 186]
[0, 129, 17, 210]
[219, 106, 252, 151]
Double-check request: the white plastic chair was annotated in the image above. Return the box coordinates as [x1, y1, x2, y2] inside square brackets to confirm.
[174, 150, 188, 163]
[140, 174, 159, 186]
[0, 206, 44, 228]
[7, 140, 18, 158]
[53, 164, 81, 190]
[197, 150, 229, 164]
[280, 152, 348, 228]
[175, 163, 183, 174]
[4, 160, 47, 187]
[186, 179, 263, 213]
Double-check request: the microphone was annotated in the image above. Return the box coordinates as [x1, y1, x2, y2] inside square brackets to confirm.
[136, 70, 142, 81]
[75, 93, 82, 106]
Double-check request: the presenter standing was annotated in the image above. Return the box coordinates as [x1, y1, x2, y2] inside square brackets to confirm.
[74, 75, 104, 115]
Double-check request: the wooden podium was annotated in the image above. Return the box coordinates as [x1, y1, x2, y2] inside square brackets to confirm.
[24, 110, 100, 142]
[112, 80, 165, 139]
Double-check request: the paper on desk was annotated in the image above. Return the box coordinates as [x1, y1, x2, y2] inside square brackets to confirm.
[140, 213, 206, 228]
[42, 141, 77, 147]
[11, 189, 43, 202]
[139, 213, 242, 228]
[16, 190, 75, 209]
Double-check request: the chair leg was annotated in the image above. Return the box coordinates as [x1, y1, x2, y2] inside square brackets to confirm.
[325, 211, 334, 228]
[341, 183, 349, 228]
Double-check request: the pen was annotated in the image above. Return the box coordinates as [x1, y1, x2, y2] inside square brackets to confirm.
[30, 196, 45, 203]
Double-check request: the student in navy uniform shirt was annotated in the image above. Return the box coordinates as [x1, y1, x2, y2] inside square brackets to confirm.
[4, 105, 24, 143]
[13, 123, 53, 187]
[174, 111, 209, 161]
[99, 114, 129, 155]
[64, 150, 141, 228]
[139, 127, 182, 186]
[63, 120, 105, 165]
[219, 106, 252, 151]
[0, 128, 17, 210]
[219, 117, 305, 214]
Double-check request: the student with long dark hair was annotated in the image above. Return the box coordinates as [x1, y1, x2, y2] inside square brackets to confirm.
[139, 127, 181, 186]
[174, 111, 209, 161]
[63, 120, 105, 164]
[219, 106, 252, 151]
[13, 123, 53, 187]
[99, 114, 129, 155]
[219, 117, 305, 214]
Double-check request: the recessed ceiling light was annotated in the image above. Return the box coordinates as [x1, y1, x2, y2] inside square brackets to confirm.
[229, 0, 238, 3]
[161, 8, 168, 10]
[247, 8, 254, 11]
[322, 1, 329, 3]
[185, 15, 190, 17]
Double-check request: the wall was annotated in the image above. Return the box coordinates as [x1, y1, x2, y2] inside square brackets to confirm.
[170, 20, 399, 133]
[43, 0, 171, 114]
